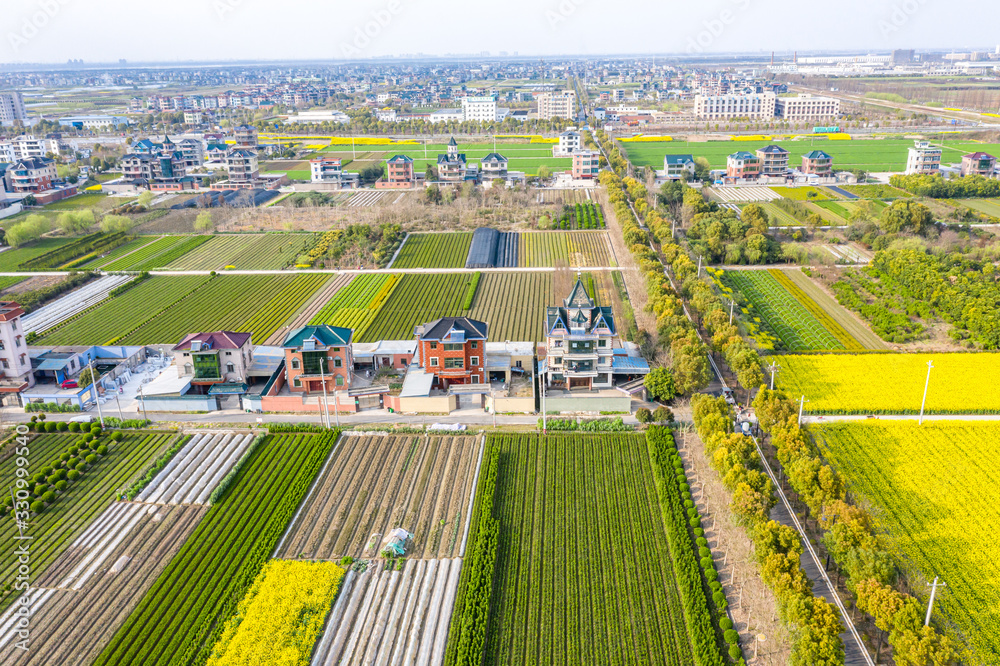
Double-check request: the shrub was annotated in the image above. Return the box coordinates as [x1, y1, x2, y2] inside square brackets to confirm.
[30, 500, 44, 514]
[653, 406, 674, 423]
[97, 444, 108, 455]
[56, 422, 68, 432]
[720, 617, 734, 631]
[85, 454, 97, 464]
[46, 474, 59, 485]
[55, 480, 68, 492]
[75, 461, 86, 470]
[724, 629, 740, 644]
[42, 491, 56, 503]
[635, 408, 653, 424]
[729, 645, 742, 659]
[111, 431, 124, 441]
[67, 470, 80, 481]
[33, 484, 47, 496]
[68, 422, 80, 432]
[68, 457, 79, 468]
[69, 446, 79, 455]
[44, 422, 57, 432]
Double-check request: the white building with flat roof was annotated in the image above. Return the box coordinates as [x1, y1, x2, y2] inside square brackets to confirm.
[774, 94, 840, 121]
[694, 92, 776, 120]
[0, 92, 27, 126]
[905, 141, 942, 175]
[461, 95, 499, 122]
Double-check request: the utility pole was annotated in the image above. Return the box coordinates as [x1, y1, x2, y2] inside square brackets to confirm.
[540, 368, 546, 433]
[926, 576, 946, 626]
[697, 255, 702, 278]
[114, 393, 124, 421]
[919, 359, 934, 425]
[319, 362, 331, 428]
[798, 394, 808, 426]
[138, 384, 148, 423]
[88, 358, 104, 428]
[767, 361, 780, 391]
[729, 300, 735, 325]
[333, 390, 341, 428]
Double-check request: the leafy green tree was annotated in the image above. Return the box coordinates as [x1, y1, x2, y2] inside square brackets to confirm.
[644, 367, 677, 402]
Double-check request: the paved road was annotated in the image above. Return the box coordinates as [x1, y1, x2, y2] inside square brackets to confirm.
[802, 413, 1000, 423]
[0, 266, 625, 278]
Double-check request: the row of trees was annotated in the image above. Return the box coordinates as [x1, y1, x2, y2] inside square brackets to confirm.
[890, 173, 1000, 199]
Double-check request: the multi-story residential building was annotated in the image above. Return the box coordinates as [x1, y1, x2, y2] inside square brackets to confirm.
[226, 148, 259, 185]
[7, 157, 57, 193]
[130, 138, 162, 155]
[437, 137, 468, 182]
[310, 156, 343, 183]
[801, 150, 833, 176]
[0, 92, 28, 126]
[6, 135, 59, 160]
[571, 150, 601, 180]
[387, 154, 415, 186]
[662, 154, 696, 180]
[121, 153, 155, 181]
[905, 141, 942, 175]
[756, 145, 790, 177]
[480, 153, 508, 180]
[543, 278, 616, 390]
[233, 125, 259, 148]
[282, 325, 353, 394]
[694, 92, 776, 120]
[176, 138, 205, 167]
[553, 129, 581, 156]
[774, 94, 840, 121]
[536, 90, 577, 120]
[726, 150, 760, 180]
[960, 152, 996, 177]
[461, 95, 499, 122]
[0, 302, 34, 399]
[414, 317, 488, 388]
[173, 331, 253, 395]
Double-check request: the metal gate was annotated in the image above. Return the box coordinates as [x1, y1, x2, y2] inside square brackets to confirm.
[357, 393, 382, 411]
[216, 394, 241, 410]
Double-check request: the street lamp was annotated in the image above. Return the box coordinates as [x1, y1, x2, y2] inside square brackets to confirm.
[797, 394, 809, 426]
[918, 360, 934, 425]
[767, 361, 780, 391]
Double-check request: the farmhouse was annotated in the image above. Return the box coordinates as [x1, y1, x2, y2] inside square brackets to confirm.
[801, 150, 833, 176]
[436, 137, 475, 182]
[376, 154, 416, 189]
[726, 151, 762, 180]
[413, 316, 487, 388]
[480, 153, 509, 180]
[281, 325, 353, 395]
[960, 152, 996, 177]
[571, 150, 601, 180]
[905, 140, 941, 175]
[173, 331, 253, 403]
[553, 129, 582, 156]
[756, 145, 790, 177]
[662, 154, 696, 180]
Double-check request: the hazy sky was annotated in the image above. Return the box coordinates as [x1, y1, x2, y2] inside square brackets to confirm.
[3, 0, 996, 64]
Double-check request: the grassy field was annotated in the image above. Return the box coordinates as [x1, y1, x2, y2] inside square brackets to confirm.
[960, 198, 1000, 219]
[770, 186, 830, 201]
[468, 432, 717, 665]
[776, 353, 1000, 414]
[99, 235, 202, 272]
[391, 232, 473, 268]
[309, 273, 400, 334]
[811, 422, 1000, 664]
[320, 142, 571, 176]
[82, 236, 163, 269]
[839, 184, 913, 199]
[623, 138, 1000, 172]
[0, 238, 80, 272]
[162, 233, 317, 270]
[41, 192, 112, 211]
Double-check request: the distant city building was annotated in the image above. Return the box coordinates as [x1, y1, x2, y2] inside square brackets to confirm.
[755, 145, 790, 177]
[0, 92, 27, 126]
[662, 154, 696, 180]
[536, 90, 577, 120]
[905, 140, 942, 175]
[183, 111, 203, 125]
[960, 152, 996, 177]
[694, 92, 776, 120]
[726, 151, 761, 180]
[461, 95, 499, 122]
[774, 95, 840, 121]
[801, 150, 834, 176]
[56, 115, 130, 129]
[571, 150, 601, 180]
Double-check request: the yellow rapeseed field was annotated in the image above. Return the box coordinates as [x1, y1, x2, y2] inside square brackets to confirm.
[811, 421, 1000, 663]
[207, 560, 345, 666]
[776, 353, 1000, 414]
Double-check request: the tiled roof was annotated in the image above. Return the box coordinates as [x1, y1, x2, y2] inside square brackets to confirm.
[173, 331, 251, 351]
[282, 325, 353, 348]
[415, 317, 488, 341]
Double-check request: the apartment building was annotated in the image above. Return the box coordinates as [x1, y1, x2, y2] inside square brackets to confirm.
[226, 148, 260, 185]
[553, 129, 582, 156]
[414, 317, 488, 388]
[905, 141, 942, 175]
[4, 135, 59, 160]
[694, 92, 776, 120]
[461, 95, 499, 122]
[801, 150, 834, 176]
[726, 151, 762, 179]
[0, 92, 28, 126]
[282, 325, 353, 395]
[572, 151, 601, 180]
[756, 145, 790, 177]
[543, 278, 616, 391]
[960, 152, 996, 177]
[774, 94, 840, 121]
[536, 90, 577, 120]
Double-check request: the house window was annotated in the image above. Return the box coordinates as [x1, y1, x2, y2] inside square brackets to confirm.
[470, 356, 479, 366]
[445, 358, 464, 369]
[335, 375, 345, 387]
[291, 359, 300, 369]
[226, 363, 235, 373]
[1, 359, 8, 369]
[471, 375, 479, 384]
[430, 342, 437, 349]
[515, 360, 522, 368]
[598, 339, 607, 347]
[333, 347, 341, 352]
[225, 351, 232, 356]
[293, 377, 301, 387]
[471, 341, 478, 349]
[184, 363, 193, 374]
[444, 343, 462, 351]
[334, 358, 342, 368]
[0, 341, 4, 351]
[552, 357, 562, 365]
[430, 357, 439, 367]
[14, 336, 21, 348]
[183, 353, 189, 357]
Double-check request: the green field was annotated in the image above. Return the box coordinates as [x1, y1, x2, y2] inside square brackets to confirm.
[99, 235, 207, 272]
[309, 273, 400, 334]
[391, 232, 473, 268]
[320, 141, 571, 176]
[623, 138, 1000, 173]
[40, 192, 110, 211]
[770, 186, 830, 201]
[839, 184, 913, 199]
[758, 202, 802, 227]
[93, 431, 338, 666]
[811, 422, 1000, 664]
[960, 198, 1000, 219]
[82, 235, 163, 269]
[520, 231, 614, 267]
[0, 431, 177, 606]
[456, 431, 724, 665]
[0, 237, 80, 272]
[162, 233, 318, 270]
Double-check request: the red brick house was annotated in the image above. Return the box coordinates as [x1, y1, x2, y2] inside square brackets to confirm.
[414, 317, 488, 388]
[376, 154, 415, 189]
[282, 325, 353, 394]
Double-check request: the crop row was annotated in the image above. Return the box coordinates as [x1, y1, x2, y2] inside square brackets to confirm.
[165, 234, 318, 271]
[100, 235, 194, 272]
[357, 273, 472, 342]
[309, 273, 398, 325]
[132, 236, 212, 271]
[392, 233, 473, 269]
[466, 272, 551, 342]
[519, 231, 612, 268]
[93, 431, 339, 666]
[768, 269, 863, 350]
[82, 236, 162, 269]
[119, 274, 330, 345]
[0, 432, 175, 610]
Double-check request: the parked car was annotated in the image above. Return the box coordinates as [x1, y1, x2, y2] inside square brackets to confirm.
[60, 379, 78, 389]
